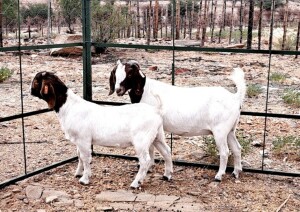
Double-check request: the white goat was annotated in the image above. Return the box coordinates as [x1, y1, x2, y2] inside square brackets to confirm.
[30, 71, 173, 188]
[109, 60, 246, 181]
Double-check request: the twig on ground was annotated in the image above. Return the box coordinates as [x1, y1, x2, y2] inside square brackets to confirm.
[275, 194, 291, 212]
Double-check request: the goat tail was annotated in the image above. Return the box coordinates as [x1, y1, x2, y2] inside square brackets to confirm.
[150, 90, 164, 116]
[230, 67, 246, 105]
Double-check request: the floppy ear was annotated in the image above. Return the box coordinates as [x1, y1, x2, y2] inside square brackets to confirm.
[40, 80, 56, 109]
[108, 67, 116, 95]
[130, 62, 140, 70]
[134, 72, 146, 96]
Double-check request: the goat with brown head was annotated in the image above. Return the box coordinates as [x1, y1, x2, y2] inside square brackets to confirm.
[30, 71, 173, 187]
[30, 71, 68, 112]
[109, 60, 146, 103]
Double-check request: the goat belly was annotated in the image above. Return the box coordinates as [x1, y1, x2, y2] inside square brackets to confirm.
[92, 138, 132, 148]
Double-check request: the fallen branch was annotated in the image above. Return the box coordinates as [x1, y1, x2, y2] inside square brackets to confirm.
[276, 194, 291, 212]
[225, 44, 245, 49]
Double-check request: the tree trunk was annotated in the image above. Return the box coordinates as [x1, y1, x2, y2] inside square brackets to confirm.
[183, 0, 187, 38]
[218, 0, 226, 43]
[210, 0, 217, 42]
[165, 7, 168, 38]
[229, 0, 236, 44]
[0, 0, 3, 47]
[160, 7, 163, 38]
[201, 0, 208, 46]
[175, 0, 180, 39]
[127, 1, 132, 38]
[282, 0, 289, 50]
[137, 0, 141, 38]
[153, 0, 159, 39]
[143, 9, 146, 38]
[239, 0, 244, 43]
[189, 0, 194, 39]
[246, 0, 254, 49]
[147, 1, 152, 45]
[196, 0, 203, 40]
[258, 0, 263, 50]
[295, 21, 300, 59]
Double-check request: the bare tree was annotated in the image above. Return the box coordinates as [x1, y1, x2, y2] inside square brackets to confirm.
[183, 0, 187, 38]
[147, 0, 152, 45]
[176, 0, 180, 39]
[282, 0, 289, 50]
[196, 0, 203, 40]
[246, 0, 254, 49]
[137, 0, 141, 38]
[201, 0, 208, 46]
[258, 0, 264, 50]
[0, 0, 3, 47]
[296, 21, 300, 59]
[239, 0, 244, 43]
[210, 0, 217, 42]
[143, 8, 146, 38]
[189, 0, 195, 39]
[127, 1, 132, 38]
[218, 0, 227, 43]
[229, 0, 236, 44]
[160, 7, 163, 37]
[153, 0, 159, 39]
[165, 6, 168, 38]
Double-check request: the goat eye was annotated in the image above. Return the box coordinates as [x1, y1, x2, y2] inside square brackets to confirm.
[128, 74, 132, 78]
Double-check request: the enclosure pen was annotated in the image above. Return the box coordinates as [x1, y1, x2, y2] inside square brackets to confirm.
[0, 0, 300, 191]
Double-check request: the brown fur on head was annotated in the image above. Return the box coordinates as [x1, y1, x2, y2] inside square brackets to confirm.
[108, 67, 116, 96]
[108, 60, 146, 103]
[31, 71, 68, 112]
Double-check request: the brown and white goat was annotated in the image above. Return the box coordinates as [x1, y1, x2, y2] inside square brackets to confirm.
[30, 71, 173, 188]
[109, 60, 246, 181]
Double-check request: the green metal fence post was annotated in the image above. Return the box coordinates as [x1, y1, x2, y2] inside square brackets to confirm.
[82, 0, 92, 101]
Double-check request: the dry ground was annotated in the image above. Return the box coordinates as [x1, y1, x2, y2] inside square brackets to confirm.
[0, 43, 299, 211]
[0, 156, 299, 211]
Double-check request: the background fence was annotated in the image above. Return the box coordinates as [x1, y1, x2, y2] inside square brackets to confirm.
[0, 0, 299, 189]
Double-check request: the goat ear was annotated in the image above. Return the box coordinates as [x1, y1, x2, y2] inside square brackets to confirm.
[130, 62, 145, 78]
[134, 76, 146, 96]
[40, 80, 56, 109]
[108, 68, 116, 95]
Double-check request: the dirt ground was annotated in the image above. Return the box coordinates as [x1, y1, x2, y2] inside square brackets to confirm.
[0, 156, 299, 211]
[0, 42, 300, 211]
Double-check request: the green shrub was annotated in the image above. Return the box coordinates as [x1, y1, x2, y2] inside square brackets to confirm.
[273, 136, 300, 161]
[0, 67, 12, 82]
[203, 136, 218, 159]
[247, 84, 263, 98]
[202, 132, 252, 160]
[270, 72, 287, 83]
[273, 34, 297, 51]
[282, 89, 300, 107]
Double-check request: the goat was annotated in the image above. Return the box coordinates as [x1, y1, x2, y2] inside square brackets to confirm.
[30, 71, 173, 188]
[109, 60, 246, 181]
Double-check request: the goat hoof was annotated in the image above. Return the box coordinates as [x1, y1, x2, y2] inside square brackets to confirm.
[79, 181, 89, 185]
[79, 177, 89, 185]
[130, 181, 141, 189]
[232, 172, 238, 179]
[214, 178, 221, 182]
[75, 174, 82, 178]
[161, 176, 172, 181]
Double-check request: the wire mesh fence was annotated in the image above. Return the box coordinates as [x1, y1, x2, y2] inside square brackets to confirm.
[0, 0, 299, 189]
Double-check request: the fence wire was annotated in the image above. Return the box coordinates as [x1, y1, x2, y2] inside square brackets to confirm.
[0, 0, 300, 189]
